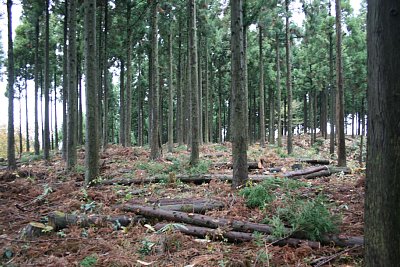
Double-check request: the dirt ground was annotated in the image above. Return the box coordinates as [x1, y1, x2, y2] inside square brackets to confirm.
[0, 136, 364, 266]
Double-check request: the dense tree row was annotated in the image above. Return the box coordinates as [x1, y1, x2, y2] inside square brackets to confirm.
[6, 0, 367, 179]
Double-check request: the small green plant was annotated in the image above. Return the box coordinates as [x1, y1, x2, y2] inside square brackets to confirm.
[35, 184, 53, 202]
[76, 165, 86, 174]
[81, 201, 96, 212]
[80, 255, 97, 267]
[137, 239, 156, 256]
[268, 215, 289, 238]
[187, 160, 211, 175]
[240, 184, 273, 209]
[57, 230, 66, 238]
[275, 147, 287, 158]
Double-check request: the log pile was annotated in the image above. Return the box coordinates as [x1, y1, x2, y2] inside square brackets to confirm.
[283, 166, 351, 179]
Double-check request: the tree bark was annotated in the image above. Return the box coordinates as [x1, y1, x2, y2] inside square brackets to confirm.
[6, 0, 16, 170]
[231, 0, 248, 188]
[125, 3, 132, 147]
[84, 0, 99, 185]
[43, 0, 50, 161]
[150, 1, 160, 159]
[168, 30, 174, 153]
[34, 17, 40, 156]
[365, 0, 400, 265]
[258, 25, 265, 147]
[119, 59, 125, 145]
[102, 0, 109, 148]
[285, 0, 293, 155]
[276, 33, 282, 147]
[62, 0, 68, 159]
[67, 0, 78, 170]
[335, 0, 346, 167]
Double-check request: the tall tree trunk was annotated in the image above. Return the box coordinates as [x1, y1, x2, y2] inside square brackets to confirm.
[77, 65, 83, 145]
[43, 0, 50, 160]
[198, 32, 203, 146]
[303, 93, 308, 134]
[285, 0, 293, 155]
[268, 85, 275, 144]
[335, 0, 346, 166]
[119, 60, 125, 145]
[321, 88, 327, 139]
[84, 0, 99, 185]
[67, 0, 78, 170]
[34, 17, 40, 156]
[177, 17, 184, 146]
[54, 71, 58, 150]
[24, 71, 29, 152]
[125, 3, 132, 147]
[18, 87, 22, 157]
[189, 0, 200, 165]
[218, 69, 222, 143]
[7, 0, 16, 169]
[276, 33, 282, 147]
[150, 1, 160, 159]
[102, 0, 109, 148]
[204, 36, 210, 143]
[168, 30, 174, 152]
[231, 0, 248, 188]
[351, 89, 355, 138]
[365, 0, 400, 264]
[62, 0, 68, 159]
[258, 25, 265, 147]
[137, 52, 143, 146]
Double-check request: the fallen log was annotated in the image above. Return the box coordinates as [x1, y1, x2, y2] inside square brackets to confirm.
[299, 159, 330, 165]
[126, 198, 225, 213]
[48, 211, 141, 230]
[283, 166, 351, 179]
[153, 223, 320, 249]
[121, 205, 363, 247]
[213, 162, 261, 170]
[101, 174, 274, 186]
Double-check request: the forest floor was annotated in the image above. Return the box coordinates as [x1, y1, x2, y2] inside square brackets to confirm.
[0, 135, 365, 266]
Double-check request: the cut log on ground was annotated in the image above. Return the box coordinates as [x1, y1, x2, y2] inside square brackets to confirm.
[153, 223, 320, 248]
[299, 159, 330, 165]
[213, 162, 262, 170]
[22, 222, 51, 238]
[48, 211, 142, 230]
[125, 198, 225, 213]
[283, 166, 351, 179]
[100, 174, 274, 186]
[121, 205, 363, 247]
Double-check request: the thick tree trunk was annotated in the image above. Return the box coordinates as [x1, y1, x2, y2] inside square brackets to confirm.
[365, 0, 400, 265]
[335, 0, 346, 167]
[231, 0, 248, 188]
[102, 0, 109, 148]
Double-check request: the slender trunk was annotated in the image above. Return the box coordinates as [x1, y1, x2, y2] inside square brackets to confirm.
[329, 1, 335, 156]
[168, 31, 174, 152]
[204, 36, 210, 143]
[285, 0, 293, 154]
[351, 89, 355, 138]
[125, 3, 132, 146]
[303, 93, 308, 134]
[18, 89, 22, 157]
[321, 88, 327, 139]
[259, 25, 265, 147]
[67, 0, 78, 170]
[313, 89, 317, 142]
[268, 85, 275, 144]
[177, 18, 184, 146]
[218, 69, 222, 143]
[150, 1, 160, 159]
[359, 97, 364, 165]
[276, 33, 282, 147]
[102, 0, 109, 148]
[137, 52, 143, 146]
[77, 66, 83, 145]
[62, 0, 68, 159]
[43, 0, 50, 160]
[119, 60, 125, 145]
[34, 17, 40, 156]
[54, 71, 58, 150]
[335, 0, 346, 166]
[24, 72, 29, 152]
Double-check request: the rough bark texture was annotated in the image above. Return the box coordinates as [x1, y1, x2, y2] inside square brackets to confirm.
[119, 60, 125, 145]
[34, 17, 40, 156]
[150, 1, 160, 159]
[258, 25, 265, 147]
[231, 0, 248, 188]
[335, 0, 346, 167]
[67, 0, 77, 170]
[102, 0, 109, 148]
[125, 3, 132, 147]
[328, 0, 335, 156]
[189, 0, 200, 165]
[84, 0, 99, 185]
[43, 0, 50, 161]
[7, 0, 16, 170]
[168, 30, 174, 153]
[285, 0, 293, 155]
[365, 0, 400, 265]
[276, 33, 282, 147]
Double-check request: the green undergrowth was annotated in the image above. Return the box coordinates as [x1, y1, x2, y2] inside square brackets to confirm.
[240, 177, 339, 241]
[134, 157, 211, 176]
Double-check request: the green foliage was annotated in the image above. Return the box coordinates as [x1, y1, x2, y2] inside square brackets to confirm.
[187, 160, 211, 175]
[274, 195, 339, 241]
[275, 147, 287, 158]
[80, 255, 97, 267]
[240, 184, 273, 209]
[137, 239, 156, 256]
